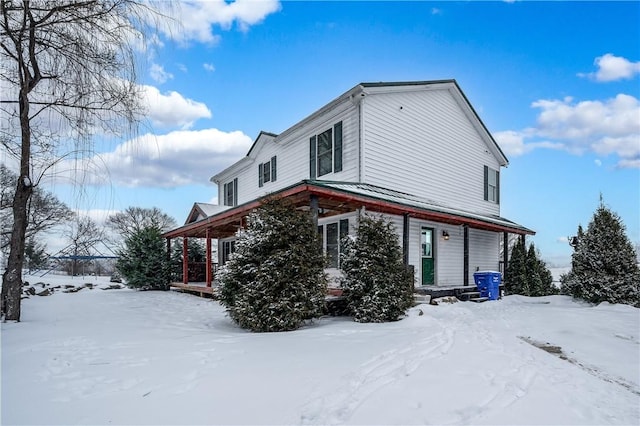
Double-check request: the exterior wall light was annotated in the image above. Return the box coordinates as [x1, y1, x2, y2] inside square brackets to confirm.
[442, 230, 450, 240]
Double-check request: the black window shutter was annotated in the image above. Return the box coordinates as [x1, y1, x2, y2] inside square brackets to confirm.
[223, 183, 228, 206]
[309, 136, 317, 180]
[496, 170, 500, 204]
[334, 121, 343, 172]
[258, 163, 263, 187]
[271, 156, 277, 181]
[233, 178, 238, 206]
[483, 166, 488, 201]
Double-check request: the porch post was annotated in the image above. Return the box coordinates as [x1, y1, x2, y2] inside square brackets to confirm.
[310, 194, 319, 228]
[182, 237, 189, 284]
[463, 225, 469, 286]
[166, 238, 172, 285]
[402, 213, 410, 265]
[206, 229, 212, 287]
[503, 232, 509, 275]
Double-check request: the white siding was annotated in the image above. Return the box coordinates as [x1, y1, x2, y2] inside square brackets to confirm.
[217, 101, 360, 205]
[378, 214, 466, 287]
[362, 88, 501, 216]
[468, 228, 500, 284]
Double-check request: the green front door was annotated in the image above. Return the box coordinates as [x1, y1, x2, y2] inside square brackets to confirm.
[421, 227, 435, 285]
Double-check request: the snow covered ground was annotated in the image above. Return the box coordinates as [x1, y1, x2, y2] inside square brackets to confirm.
[2, 273, 639, 425]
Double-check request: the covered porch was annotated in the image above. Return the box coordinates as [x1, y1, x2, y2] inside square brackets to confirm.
[162, 180, 535, 291]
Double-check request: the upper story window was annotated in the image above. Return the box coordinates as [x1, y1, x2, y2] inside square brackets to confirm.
[258, 156, 277, 187]
[309, 121, 343, 179]
[484, 166, 500, 204]
[223, 178, 238, 206]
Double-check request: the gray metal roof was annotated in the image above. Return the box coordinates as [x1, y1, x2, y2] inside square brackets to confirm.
[309, 180, 534, 234]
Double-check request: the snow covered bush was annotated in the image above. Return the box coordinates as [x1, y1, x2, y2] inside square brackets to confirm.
[505, 237, 557, 296]
[560, 200, 640, 306]
[340, 215, 414, 323]
[116, 226, 169, 290]
[218, 198, 327, 332]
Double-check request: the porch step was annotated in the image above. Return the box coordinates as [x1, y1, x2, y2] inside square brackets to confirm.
[457, 291, 481, 302]
[413, 294, 431, 305]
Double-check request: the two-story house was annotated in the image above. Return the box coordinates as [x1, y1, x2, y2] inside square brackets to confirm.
[164, 80, 534, 293]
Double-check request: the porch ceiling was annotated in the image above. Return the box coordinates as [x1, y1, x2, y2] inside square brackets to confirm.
[162, 180, 535, 239]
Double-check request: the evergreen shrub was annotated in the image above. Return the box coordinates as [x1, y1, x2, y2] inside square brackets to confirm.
[117, 226, 169, 290]
[218, 198, 327, 332]
[340, 215, 414, 323]
[560, 200, 639, 306]
[505, 237, 557, 297]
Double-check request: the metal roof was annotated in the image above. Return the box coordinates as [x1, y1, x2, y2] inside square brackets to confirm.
[308, 180, 534, 235]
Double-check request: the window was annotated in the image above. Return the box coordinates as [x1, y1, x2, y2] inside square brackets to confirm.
[318, 218, 349, 268]
[484, 166, 500, 204]
[309, 121, 343, 179]
[223, 178, 238, 206]
[222, 240, 235, 264]
[258, 156, 277, 187]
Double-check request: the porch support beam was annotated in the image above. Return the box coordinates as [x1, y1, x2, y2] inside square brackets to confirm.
[310, 194, 319, 228]
[206, 229, 212, 287]
[503, 232, 509, 276]
[463, 225, 469, 286]
[182, 237, 189, 284]
[402, 213, 410, 265]
[166, 238, 172, 285]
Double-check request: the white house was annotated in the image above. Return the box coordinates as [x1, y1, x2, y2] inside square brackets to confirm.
[164, 80, 534, 292]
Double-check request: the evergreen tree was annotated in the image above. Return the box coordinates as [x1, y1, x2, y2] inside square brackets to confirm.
[340, 215, 414, 323]
[117, 226, 169, 291]
[526, 243, 557, 296]
[218, 198, 327, 332]
[505, 236, 528, 295]
[560, 200, 640, 306]
[506, 238, 556, 297]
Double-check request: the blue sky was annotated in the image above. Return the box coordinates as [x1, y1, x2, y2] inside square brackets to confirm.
[21, 1, 640, 266]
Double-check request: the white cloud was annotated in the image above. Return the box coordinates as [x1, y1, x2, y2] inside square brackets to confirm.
[497, 94, 640, 168]
[594, 159, 602, 167]
[203, 63, 216, 72]
[556, 236, 569, 244]
[161, 0, 281, 44]
[579, 53, 640, 82]
[431, 8, 442, 15]
[149, 63, 174, 84]
[617, 158, 640, 169]
[57, 128, 253, 188]
[493, 130, 564, 157]
[141, 84, 212, 129]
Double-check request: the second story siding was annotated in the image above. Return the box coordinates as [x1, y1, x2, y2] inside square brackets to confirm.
[215, 99, 360, 205]
[361, 85, 503, 216]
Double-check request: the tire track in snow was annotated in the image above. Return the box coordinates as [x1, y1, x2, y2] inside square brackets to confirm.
[299, 321, 455, 425]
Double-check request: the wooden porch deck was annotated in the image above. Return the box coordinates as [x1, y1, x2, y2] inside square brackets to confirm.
[170, 282, 216, 297]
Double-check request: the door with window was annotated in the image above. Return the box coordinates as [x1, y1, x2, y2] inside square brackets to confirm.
[421, 227, 435, 285]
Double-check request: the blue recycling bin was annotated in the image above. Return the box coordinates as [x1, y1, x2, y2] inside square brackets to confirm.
[473, 271, 502, 300]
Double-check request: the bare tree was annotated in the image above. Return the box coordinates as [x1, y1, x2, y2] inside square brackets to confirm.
[0, 1, 169, 320]
[1, 164, 74, 255]
[63, 216, 103, 276]
[106, 206, 177, 244]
